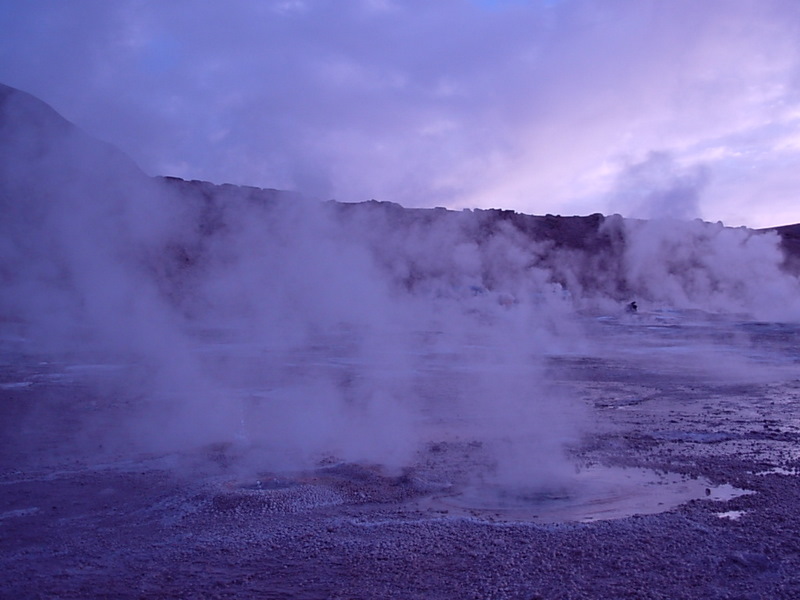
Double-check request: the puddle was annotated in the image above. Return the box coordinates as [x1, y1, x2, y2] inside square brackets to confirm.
[654, 431, 737, 443]
[716, 510, 747, 520]
[0, 507, 40, 520]
[419, 464, 751, 523]
[755, 467, 799, 476]
[0, 381, 33, 390]
[63, 364, 127, 373]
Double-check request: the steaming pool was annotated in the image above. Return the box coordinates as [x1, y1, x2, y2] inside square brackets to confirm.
[3, 309, 800, 598]
[417, 464, 751, 523]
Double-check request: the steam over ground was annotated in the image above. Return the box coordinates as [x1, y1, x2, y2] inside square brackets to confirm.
[3, 82, 800, 488]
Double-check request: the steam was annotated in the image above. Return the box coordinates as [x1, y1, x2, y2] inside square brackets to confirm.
[621, 218, 800, 320]
[2, 82, 800, 491]
[613, 151, 709, 221]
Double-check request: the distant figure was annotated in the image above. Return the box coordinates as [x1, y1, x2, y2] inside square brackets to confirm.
[626, 301, 638, 314]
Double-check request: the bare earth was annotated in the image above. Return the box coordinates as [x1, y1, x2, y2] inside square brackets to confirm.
[2, 312, 800, 600]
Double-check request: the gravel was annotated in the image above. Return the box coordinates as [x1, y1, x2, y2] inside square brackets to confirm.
[3, 320, 800, 599]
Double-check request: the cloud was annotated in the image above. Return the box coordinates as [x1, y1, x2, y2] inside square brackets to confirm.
[1, 0, 800, 225]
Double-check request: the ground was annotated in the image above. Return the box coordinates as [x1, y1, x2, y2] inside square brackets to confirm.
[2, 311, 800, 600]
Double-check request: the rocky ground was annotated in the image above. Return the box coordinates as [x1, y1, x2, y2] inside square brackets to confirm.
[2, 313, 800, 600]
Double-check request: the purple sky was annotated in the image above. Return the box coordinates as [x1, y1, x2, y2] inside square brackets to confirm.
[2, 0, 800, 227]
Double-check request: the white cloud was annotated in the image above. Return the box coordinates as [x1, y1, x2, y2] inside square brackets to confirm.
[2, 0, 800, 226]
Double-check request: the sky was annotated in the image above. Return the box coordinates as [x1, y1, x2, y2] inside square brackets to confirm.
[2, 0, 800, 228]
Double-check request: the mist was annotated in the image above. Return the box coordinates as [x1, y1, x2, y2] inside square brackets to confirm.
[3, 82, 800, 493]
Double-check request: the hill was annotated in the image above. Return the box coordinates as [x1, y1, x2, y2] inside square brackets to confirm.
[2, 81, 800, 331]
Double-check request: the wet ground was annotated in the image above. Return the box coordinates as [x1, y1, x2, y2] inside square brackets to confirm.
[2, 311, 800, 599]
